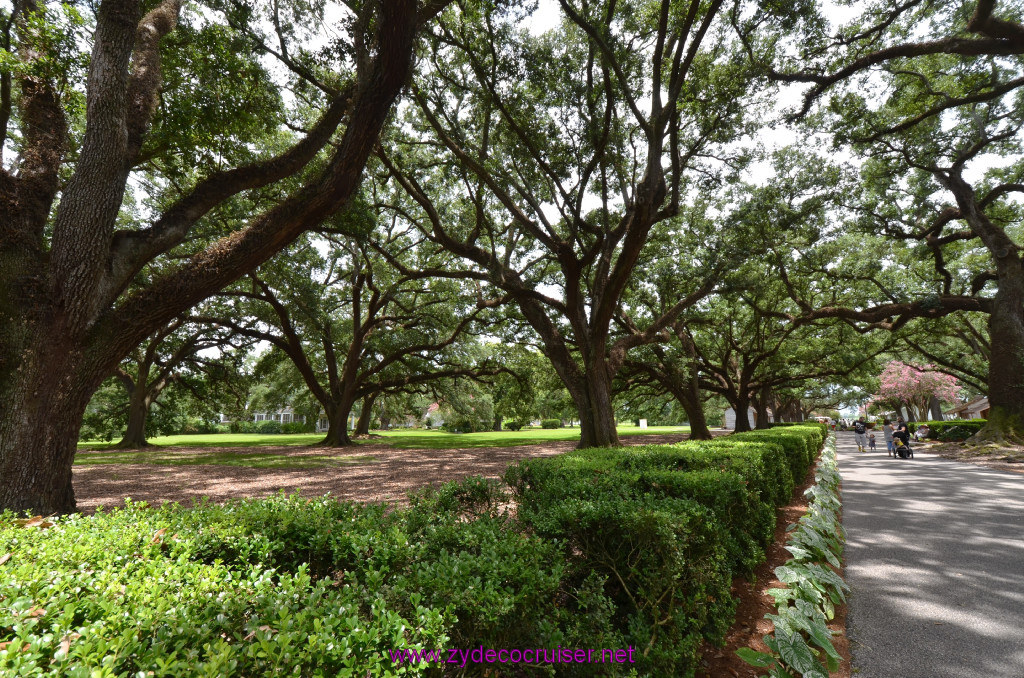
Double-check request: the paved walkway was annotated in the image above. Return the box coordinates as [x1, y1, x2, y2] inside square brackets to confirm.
[837, 432, 1024, 677]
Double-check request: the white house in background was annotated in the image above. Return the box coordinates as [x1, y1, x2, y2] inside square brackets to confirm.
[944, 396, 990, 420]
[722, 407, 773, 430]
[219, 407, 331, 432]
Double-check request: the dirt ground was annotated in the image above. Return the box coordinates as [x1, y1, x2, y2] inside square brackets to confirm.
[921, 439, 1024, 474]
[72, 433, 695, 513]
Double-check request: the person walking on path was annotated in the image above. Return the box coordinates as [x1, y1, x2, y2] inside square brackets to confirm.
[882, 418, 894, 456]
[853, 416, 868, 452]
[838, 434, 1024, 677]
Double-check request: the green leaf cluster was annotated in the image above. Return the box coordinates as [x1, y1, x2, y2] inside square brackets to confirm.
[737, 434, 849, 678]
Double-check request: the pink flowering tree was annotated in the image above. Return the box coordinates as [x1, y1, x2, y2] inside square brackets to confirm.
[870, 361, 961, 421]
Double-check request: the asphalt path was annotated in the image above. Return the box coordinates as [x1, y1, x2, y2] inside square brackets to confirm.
[838, 432, 1024, 678]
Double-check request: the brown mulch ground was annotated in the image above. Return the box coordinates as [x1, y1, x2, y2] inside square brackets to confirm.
[72, 433, 696, 513]
[919, 439, 1024, 474]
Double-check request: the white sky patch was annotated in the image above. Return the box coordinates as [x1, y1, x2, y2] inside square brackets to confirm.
[527, 0, 561, 35]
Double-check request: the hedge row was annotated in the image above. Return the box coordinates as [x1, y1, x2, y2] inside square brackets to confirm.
[505, 421, 828, 674]
[909, 418, 986, 440]
[1, 423, 827, 677]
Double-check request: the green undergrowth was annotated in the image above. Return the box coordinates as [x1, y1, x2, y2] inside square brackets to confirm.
[737, 434, 849, 678]
[2, 423, 827, 677]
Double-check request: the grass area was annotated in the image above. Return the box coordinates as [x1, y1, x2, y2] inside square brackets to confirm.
[78, 424, 691, 452]
[78, 432, 327, 450]
[376, 424, 691, 449]
[74, 450, 378, 468]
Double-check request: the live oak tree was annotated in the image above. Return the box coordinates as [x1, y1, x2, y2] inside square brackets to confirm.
[381, 0, 754, 447]
[685, 269, 886, 432]
[749, 0, 1024, 441]
[109, 310, 248, 448]
[208, 232, 499, 446]
[895, 314, 991, 397]
[0, 0, 446, 514]
[618, 323, 714, 439]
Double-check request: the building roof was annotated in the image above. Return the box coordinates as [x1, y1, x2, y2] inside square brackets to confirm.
[944, 396, 989, 416]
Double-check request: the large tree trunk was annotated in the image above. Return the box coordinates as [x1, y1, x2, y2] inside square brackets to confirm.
[943, 173, 1024, 443]
[928, 395, 945, 422]
[974, 275, 1024, 443]
[320, 398, 354, 447]
[115, 386, 152, 449]
[732, 391, 753, 433]
[753, 386, 773, 430]
[684, 404, 712, 440]
[665, 381, 711, 440]
[354, 394, 377, 436]
[0, 337, 96, 515]
[572, 359, 619, 448]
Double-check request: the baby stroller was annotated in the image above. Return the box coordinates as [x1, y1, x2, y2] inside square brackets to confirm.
[892, 435, 914, 459]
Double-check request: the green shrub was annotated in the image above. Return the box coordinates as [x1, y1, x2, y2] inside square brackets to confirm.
[391, 515, 567, 655]
[619, 441, 795, 508]
[5, 424, 828, 677]
[0, 501, 448, 677]
[521, 494, 735, 676]
[507, 454, 772, 575]
[504, 420, 523, 431]
[909, 419, 986, 439]
[540, 418, 562, 429]
[938, 425, 975, 441]
[441, 415, 483, 433]
[281, 420, 315, 434]
[730, 427, 820, 484]
[230, 420, 258, 434]
[256, 420, 282, 434]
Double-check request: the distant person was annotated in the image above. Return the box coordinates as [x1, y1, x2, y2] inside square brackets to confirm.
[893, 418, 911, 450]
[882, 419, 895, 456]
[915, 424, 930, 441]
[868, 432, 877, 451]
[853, 417, 868, 452]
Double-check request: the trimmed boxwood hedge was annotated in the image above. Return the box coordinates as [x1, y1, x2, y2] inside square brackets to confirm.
[909, 418, 986, 439]
[2, 423, 827, 677]
[505, 422, 827, 675]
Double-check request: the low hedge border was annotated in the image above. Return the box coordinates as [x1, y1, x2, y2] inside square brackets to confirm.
[737, 434, 849, 678]
[909, 419, 986, 440]
[2, 423, 829, 677]
[506, 421, 829, 675]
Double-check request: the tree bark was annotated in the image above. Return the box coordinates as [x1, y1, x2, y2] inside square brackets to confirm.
[0, 332, 97, 514]
[928, 395, 945, 421]
[354, 394, 377, 436]
[665, 379, 712, 440]
[115, 385, 152, 448]
[732, 391, 753, 433]
[974, 273, 1024, 442]
[319, 399, 354, 447]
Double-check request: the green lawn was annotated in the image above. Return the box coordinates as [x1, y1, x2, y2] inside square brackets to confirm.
[78, 424, 690, 452]
[374, 424, 691, 449]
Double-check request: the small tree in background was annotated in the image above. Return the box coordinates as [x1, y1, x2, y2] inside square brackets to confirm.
[871, 362, 961, 422]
